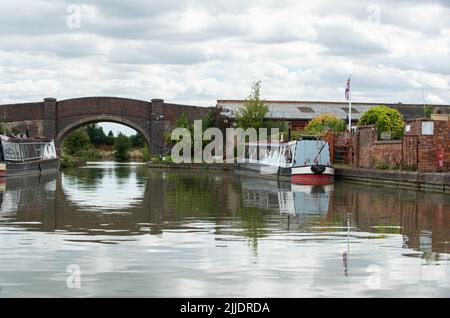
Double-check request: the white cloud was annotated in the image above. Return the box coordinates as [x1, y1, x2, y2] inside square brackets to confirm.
[0, 0, 449, 107]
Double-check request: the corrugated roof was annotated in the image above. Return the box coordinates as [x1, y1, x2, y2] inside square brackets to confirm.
[219, 101, 372, 120]
[217, 100, 449, 120]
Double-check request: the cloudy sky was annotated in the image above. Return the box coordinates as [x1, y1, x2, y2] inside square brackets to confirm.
[1, 0, 449, 111]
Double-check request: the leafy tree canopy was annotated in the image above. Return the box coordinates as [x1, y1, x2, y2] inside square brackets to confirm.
[63, 128, 90, 155]
[304, 113, 346, 135]
[358, 105, 405, 139]
[130, 132, 146, 148]
[113, 133, 132, 161]
[235, 81, 269, 131]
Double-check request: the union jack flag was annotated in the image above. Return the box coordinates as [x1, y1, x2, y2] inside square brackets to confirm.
[345, 77, 351, 101]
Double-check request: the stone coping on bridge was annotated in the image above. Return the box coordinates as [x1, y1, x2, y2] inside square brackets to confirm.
[334, 164, 450, 192]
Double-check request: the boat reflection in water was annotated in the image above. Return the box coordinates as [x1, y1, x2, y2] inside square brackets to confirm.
[239, 175, 333, 217]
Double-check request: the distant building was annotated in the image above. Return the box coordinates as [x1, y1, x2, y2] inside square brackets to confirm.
[217, 100, 450, 131]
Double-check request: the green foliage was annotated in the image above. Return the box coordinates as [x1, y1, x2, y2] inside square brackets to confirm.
[84, 124, 106, 146]
[176, 113, 190, 129]
[374, 160, 390, 170]
[424, 106, 433, 118]
[10, 127, 21, 136]
[235, 81, 269, 130]
[358, 106, 405, 140]
[113, 133, 132, 161]
[63, 128, 91, 155]
[304, 113, 346, 135]
[142, 144, 150, 161]
[77, 149, 102, 161]
[130, 132, 146, 148]
[60, 155, 86, 168]
[265, 120, 288, 132]
[0, 122, 4, 134]
[373, 160, 402, 170]
[202, 111, 216, 130]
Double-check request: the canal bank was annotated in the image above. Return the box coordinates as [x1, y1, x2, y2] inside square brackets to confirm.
[335, 165, 450, 192]
[148, 161, 450, 192]
[148, 161, 235, 170]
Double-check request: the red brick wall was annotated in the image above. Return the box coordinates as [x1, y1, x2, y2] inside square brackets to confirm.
[406, 119, 450, 172]
[355, 126, 402, 168]
[370, 140, 403, 166]
[351, 126, 405, 169]
[348, 119, 450, 172]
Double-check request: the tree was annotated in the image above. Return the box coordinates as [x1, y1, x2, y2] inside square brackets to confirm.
[105, 130, 115, 146]
[63, 128, 91, 155]
[84, 123, 108, 147]
[130, 133, 146, 148]
[304, 113, 346, 135]
[358, 105, 405, 139]
[235, 81, 269, 130]
[424, 105, 433, 118]
[176, 113, 190, 129]
[113, 133, 132, 161]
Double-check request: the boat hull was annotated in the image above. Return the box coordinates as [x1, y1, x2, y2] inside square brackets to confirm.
[0, 159, 59, 178]
[291, 166, 334, 185]
[236, 162, 291, 176]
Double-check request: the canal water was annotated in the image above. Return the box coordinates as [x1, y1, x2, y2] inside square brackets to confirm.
[0, 162, 449, 297]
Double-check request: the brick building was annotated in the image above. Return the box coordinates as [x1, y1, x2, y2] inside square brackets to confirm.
[217, 100, 450, 131]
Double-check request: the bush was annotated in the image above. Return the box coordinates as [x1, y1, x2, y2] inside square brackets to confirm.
[77, 150, 102, 161]
[130, 133, 146, 148]
[374, 160, 390, 170]
[304, 113, 346, 134]
[113, 133, 132, 161]
[358, 106, 405, 140]
[63, 128, 90, 155]
[142, 144, 150, 161]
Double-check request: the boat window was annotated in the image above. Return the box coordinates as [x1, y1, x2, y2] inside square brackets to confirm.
[285, 148, 293, 163]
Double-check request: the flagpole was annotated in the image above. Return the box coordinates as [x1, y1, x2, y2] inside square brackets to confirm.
[348, 75, 352, 132]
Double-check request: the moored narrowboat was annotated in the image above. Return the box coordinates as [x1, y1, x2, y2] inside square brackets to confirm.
[236, 136, 334, 185]
[0, 135, 59, 178]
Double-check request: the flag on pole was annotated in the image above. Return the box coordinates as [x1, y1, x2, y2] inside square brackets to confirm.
[345, 77, 351, 101]
[345, 75, 352, 132]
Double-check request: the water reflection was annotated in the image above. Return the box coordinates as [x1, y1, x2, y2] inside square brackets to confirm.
[0, 166, 449, 255]
[62, 163, 146, 211]
[0, 163, 449, 297]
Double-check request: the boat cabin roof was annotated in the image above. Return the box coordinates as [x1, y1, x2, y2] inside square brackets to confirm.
[0, 135, 54, 143]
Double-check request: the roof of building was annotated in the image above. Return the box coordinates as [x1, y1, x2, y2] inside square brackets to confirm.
[217, 100, 450, 120]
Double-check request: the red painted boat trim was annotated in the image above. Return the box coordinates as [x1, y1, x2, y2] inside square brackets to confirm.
[291, 174, 333, 179]
[291, 173, 334, 185]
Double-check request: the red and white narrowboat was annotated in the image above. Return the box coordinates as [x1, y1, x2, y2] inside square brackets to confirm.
[236, 136, 334, 185]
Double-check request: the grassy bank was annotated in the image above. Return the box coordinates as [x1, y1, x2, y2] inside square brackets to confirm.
[60, 146, 149, 168]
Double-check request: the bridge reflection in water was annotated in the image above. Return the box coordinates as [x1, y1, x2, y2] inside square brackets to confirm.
[0, 164, 449, 257]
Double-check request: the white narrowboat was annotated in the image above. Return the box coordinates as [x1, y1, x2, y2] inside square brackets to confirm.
[236, 137, 334, 185]
[0, 135, 59, 178]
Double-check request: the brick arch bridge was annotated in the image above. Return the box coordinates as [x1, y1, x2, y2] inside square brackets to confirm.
[0, 96, 213, 155]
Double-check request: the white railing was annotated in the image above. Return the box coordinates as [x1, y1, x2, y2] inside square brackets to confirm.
[1, 141, 56, 162]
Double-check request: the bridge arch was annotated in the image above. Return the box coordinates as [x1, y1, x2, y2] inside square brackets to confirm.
[0, 96, 214, 155]
[55, 114, 151, 153]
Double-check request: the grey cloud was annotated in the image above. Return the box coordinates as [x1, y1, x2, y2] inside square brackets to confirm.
[314, 22, 389, 56]
[0, 0, 449, 106]
[108, 42, 209, 65]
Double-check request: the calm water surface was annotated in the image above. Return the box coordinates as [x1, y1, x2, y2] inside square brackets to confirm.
[0, 162, 449, 297]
